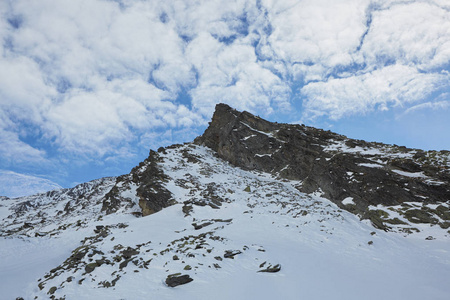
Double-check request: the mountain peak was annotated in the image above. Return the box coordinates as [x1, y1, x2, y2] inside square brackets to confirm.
[196, 103, 450, 223]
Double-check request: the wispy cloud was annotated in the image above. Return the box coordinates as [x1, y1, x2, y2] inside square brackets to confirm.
[403, 100, 450, 115]
[0, 170, 62, 198]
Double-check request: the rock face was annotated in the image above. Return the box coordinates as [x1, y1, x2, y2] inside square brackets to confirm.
[133, 150, 175, 216]
[101, 149, 176, 216]
[195, 103, 450, 218]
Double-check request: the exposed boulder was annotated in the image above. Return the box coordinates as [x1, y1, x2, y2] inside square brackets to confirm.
[121, 247, 139, 259]
[224, 250, 242, 259]
[165, 274, 193, 287]
[84, 263, 97, 273]
[258, 262, 281, 273]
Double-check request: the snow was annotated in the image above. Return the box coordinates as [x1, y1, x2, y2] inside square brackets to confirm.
[0, 231, 92, 300]
[242, 134, 257, 141]
[342, 197, 355, 205]
[358, 163, 384, 168]
[323, 141, 384, 156]
[240, 122, 285, 143]
[323, 140, 415, 159]
[279, 164, 290, 173]
[1, 144, 449, 300]
[392, 170, 428, 178]
[119, 182, 139, 204]
[0, 197, 15, 220]
[424, 179, 446, 186]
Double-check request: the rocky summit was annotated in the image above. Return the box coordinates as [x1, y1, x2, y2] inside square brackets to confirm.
[1, 104, 449, 300]
[196, 104, 450, 229]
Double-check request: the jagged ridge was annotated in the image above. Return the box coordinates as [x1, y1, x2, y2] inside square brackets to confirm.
[195, 103, 450, 228]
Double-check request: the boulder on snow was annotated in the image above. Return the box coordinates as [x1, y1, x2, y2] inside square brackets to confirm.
[258, 262, 281, 273]
[122, 247, 139, 259]
[165, 274, 193, 287]
[224, 250, 242, 259]
[84, 263, 98, 273]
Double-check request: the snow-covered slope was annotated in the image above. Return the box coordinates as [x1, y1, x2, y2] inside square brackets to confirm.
[1, 177, 117, 238]
[1, 144, 449, 300]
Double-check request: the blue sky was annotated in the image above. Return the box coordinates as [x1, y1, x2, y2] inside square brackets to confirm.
[1, 0, 449, 197]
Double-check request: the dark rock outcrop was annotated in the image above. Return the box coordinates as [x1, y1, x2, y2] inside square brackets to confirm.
[121, 247, 139, 259]
[134, 150, 176, 216]
[101, 149, 176, 216]
[258, 263, 281, 273]
[195, 103, 450, 217]
[165, 274, 193, 287]
[224, 250, 242, 259]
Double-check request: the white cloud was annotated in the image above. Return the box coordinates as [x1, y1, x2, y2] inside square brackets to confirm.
[302, 64, 447, 119]
[360, 1, 450, 71]
[0, 56, 56, 124]
[0, 170, 62, 198]
[43, 80, 204, 157]
[8, 0, 194, 91]
[297, 0, 450, 120]
[187, 36, 291, 116]
[265, 0, 370, 81]
[0, 129, 48, 166]
[1, 0, 208, 161]
[45, 90, 132, 156]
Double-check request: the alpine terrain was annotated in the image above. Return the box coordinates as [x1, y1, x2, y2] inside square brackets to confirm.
[1, 104, 449, 300]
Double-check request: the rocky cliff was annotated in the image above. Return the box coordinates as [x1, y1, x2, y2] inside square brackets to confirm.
[195, 103, 450, 228]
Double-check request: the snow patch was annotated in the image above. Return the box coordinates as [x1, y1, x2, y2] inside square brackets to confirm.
[242, 134, 257, 141]
[358, 163, 384, 169]
[342, 197, 355, 205]
[255, 153, 271, 158]
[392, 170, 428, 178]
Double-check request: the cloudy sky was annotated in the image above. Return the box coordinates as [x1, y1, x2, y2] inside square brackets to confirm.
[1, 0, 449, 197]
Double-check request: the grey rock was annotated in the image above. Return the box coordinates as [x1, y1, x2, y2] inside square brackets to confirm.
[101, 150, 176, 216]
[84, 263, 97, 273]
[224, 250, 242, 259]
[122, 247, 139, 259]
[258, 263, 281, 273]
[133, 150, 176, 216]
[165, 274, 193, 287]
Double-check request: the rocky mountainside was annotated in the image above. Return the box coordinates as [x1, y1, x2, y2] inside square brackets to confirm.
[1, 104, 449, 300]
[196, 104, 450, 230]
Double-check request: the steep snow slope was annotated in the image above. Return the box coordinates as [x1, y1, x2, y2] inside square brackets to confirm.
[1, 144, 449, 300]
